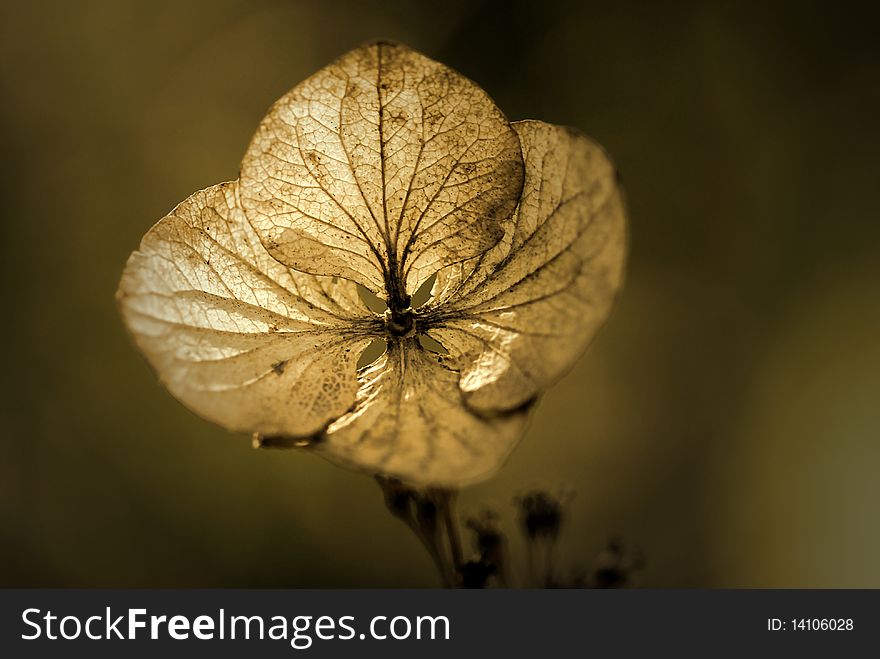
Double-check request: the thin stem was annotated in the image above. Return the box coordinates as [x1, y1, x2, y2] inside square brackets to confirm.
[376, 476, 462, 588]
[544, 541, 555, 587]
[441, 494, 463, 571]
[403, 514, 454, 588]
[434, 488, 462, 587]
[525, 539, 537, 587]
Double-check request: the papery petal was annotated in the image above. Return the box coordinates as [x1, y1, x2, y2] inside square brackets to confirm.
[239, 41, 524, 300]
[117, 182, 376, 438]
[428, 121, 628, 413]
[316, 338, 529, 485]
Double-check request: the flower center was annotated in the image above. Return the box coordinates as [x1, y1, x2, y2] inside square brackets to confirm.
[384, 307, 416, 338]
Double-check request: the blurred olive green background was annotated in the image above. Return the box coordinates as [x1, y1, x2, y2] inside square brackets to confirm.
[2, 0, 878, 587]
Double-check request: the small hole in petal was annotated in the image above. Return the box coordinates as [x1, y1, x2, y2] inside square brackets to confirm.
[410, 272, 437, 308]
[357, 284, 388, 313]
[418, 332, 448, 355]
[357, 338, 387, 368]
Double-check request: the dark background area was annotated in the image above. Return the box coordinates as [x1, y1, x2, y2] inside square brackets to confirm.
[2, 0, 878, 587]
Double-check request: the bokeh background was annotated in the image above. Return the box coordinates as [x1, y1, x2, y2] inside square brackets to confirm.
[2, 0, 878, 587]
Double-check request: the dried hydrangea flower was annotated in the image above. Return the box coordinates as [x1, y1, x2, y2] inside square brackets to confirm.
[117, 41, 627, 486]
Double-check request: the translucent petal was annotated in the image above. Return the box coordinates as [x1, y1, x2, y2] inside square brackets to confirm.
[317, 339, 529, 485]
[118, 182, 375, 438]
[238, 41, 524, 302]
[428, 121, 628, 413]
